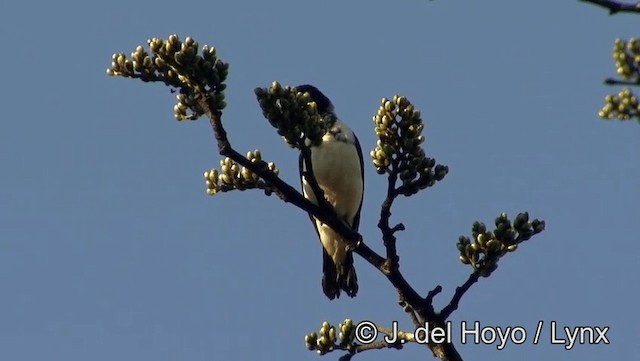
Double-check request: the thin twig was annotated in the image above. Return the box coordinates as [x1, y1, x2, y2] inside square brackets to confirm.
[378, 159, 401, 268]
[337, 339, 404, 361]
[580, 0, 640, 14]
[604, 77, 640, 86]
[426, 285, 443, 305]
[440, 272, 481, 320]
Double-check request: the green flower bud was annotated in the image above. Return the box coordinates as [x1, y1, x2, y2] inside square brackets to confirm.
[486, 239, 501, 254]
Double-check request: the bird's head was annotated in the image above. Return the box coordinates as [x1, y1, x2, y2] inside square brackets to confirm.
[295, 84, 335, 116]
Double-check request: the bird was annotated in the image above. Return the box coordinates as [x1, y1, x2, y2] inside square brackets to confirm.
[296, 84, 364, 300]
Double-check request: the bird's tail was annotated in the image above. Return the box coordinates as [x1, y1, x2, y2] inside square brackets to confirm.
[322, 249, 358, 300]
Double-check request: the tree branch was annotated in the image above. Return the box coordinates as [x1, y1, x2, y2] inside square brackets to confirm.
[440, 272, 481, 320]
[378, 167, 401, 267]
[196, 91, 464, 360]
[337, 339, 404, 361]
[604, 77, 640, 86]
[580, 0, 640, 14]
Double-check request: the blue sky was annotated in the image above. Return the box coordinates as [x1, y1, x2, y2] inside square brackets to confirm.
[1, 1, 638, 360]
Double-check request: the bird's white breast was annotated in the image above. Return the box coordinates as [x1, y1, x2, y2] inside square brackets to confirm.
[303, 122, 363, 225]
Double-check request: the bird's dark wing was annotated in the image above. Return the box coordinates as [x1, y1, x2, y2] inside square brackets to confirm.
[351, 133, 365, 232]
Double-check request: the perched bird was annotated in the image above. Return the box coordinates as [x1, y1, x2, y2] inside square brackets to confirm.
[296, 84, 364, 300]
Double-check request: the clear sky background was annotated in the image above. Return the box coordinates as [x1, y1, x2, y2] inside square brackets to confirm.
[1, 1, 638, 360]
